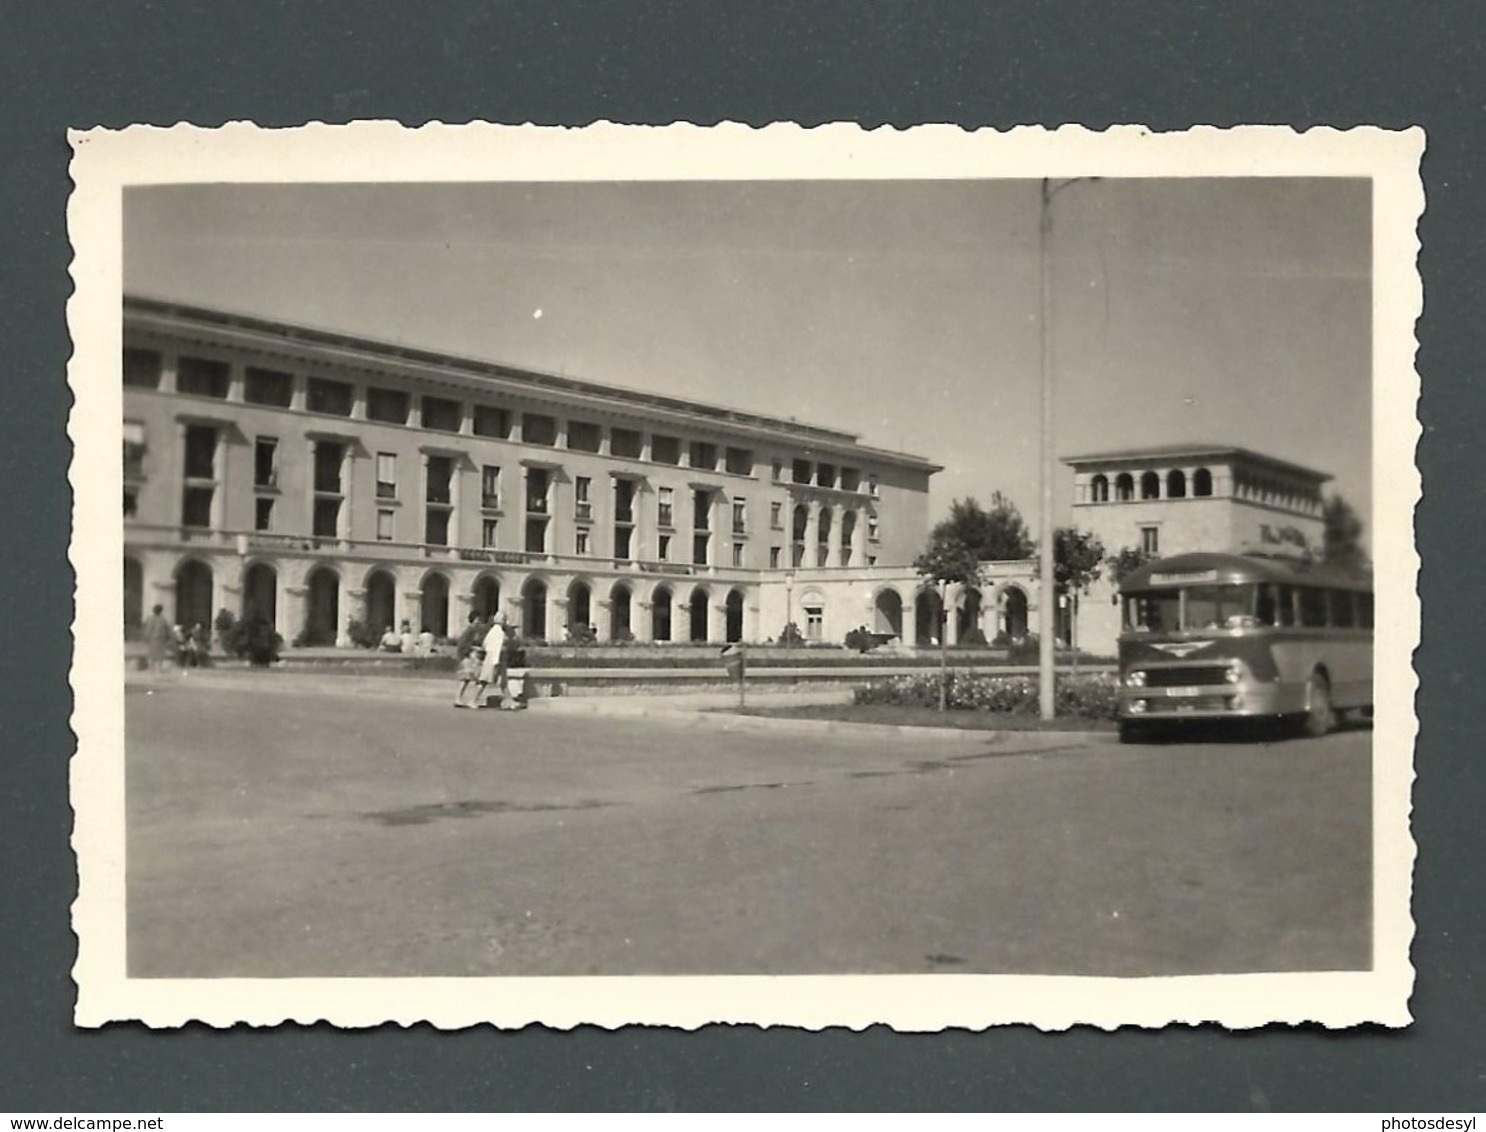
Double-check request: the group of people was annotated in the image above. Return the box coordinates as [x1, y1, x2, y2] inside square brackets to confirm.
[378, 621, 439, 657]
[140, 604, 210, 672]
[452, 610, 522, 710]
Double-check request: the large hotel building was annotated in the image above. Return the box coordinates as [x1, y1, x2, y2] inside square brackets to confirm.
[122, 297, 1335, 657]
[121, 297, 944, 650]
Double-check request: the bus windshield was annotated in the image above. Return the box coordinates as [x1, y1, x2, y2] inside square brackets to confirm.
[1124, 583, 1275, 633]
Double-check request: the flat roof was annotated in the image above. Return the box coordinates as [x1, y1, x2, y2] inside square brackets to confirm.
[124, 295, 942, 473]
[1062, 444, 1332, 483]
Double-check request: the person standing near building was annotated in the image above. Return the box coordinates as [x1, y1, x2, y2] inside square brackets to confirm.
[452, 610, 488, 708]
[472, 612, 510, 710]
[142, 604, 172, 673]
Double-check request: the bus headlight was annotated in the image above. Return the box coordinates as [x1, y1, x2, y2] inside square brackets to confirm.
[1125, 670, 1147, 688]
[1223, 663, 1243, 684]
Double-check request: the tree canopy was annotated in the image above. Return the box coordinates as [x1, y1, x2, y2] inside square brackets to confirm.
[913, 530, 985, 589]
[927, 494, 1035, 563]
[1323, 494, 1369, 573]
[1105, 546, 1151, 587]
[1053, 528, 1106, 594]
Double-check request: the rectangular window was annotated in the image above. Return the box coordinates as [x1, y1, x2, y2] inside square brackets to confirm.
[473, 404, 511, 439]
[481, 517, 499, 548]
[692, 533, 709, 566]
[525, 467, 550, 513]
[771, 459, 783, 483]
[1329, 589, 1357, 629]
[816, 463, 836, 489]
[1358, 592, 1375, 630]
[840, 467, 861, 492]
[575, 528, 591, 555]
[123, 420, 147, 480]
[366, 386, 410, 424]
[614, 477, 636, 523]
[651, 434, 681, 465]
[181, 486, 213, 528]
[422, 396, 462, 433]
[426, 455, 454, 504]
[123, 347, 163, 389]
[725, 447, 753, 476]
[567, 420, 602, 453]
[805, 606, 825, 640]
[481, 464, 501, 508]
[123, 488, 138, 518]
[254, 437, 278, 488]
[244, 366, 293, 407]
[732, 497, 746, 535]
[424, 507, 451, 547]
[732, 542, 744, 567]
[254, 497, 274, 532]
[1274, 584, 1297, 628]
[176, 356, 230, 399]
[693, 490, 712, 531]
[867, 515, 880, 541]
[1140, 525, 1160, 555]
[770, 502, 783, 529]
[183, 424, 216, 480]
[377, 509, 395, 542]
[657, 486, 674, 528]
[867, 473, 879, 497]
[1297, 586, 1328, 628]
[312, 497, 341, 538]
[769, 546, 781, 569]
[689, 441, 717, 470]
[657, 533, 671, 561]
[611, 428, 643, 459]
[525, 516, 548, 554]
[614, 527, 633, 561]
[307, 377, 353, 416]
[575, 475, 592, 521]
[522, 412, 557, 446]
[376, 452, 397, 499]
[312, 441, 344, 494]
[793, 459, 812, 484]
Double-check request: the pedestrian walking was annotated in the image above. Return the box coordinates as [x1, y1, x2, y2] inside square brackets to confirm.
[452, 610, 489, 708]
[472, 612, 511, 710]
[142, 604, 173, 673]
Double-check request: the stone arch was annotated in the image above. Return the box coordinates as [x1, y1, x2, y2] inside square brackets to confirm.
[687, 585, 711, 642]
[1090, 473, 1110, 503]
[956, 585, 985, 644]
[567, 578, 593, 638]
[363, 568, 398, 636]
[123, 556, 144, 638]
[1115, 473, 1135, 501]
[609, 580, 633, 640]
[1167, 469, 1187, 498]
[999, 584, 1030, 641]
[174, 557, 214, 634]
[304, 564, 340, 646]
[1193, 467, 1213, 496]
[725, 588, 745, 643]
[471, 573, 502, 621]
[651, 583, 674, 642]
[1140, 470, 1161, 500]
[419, 570, 450, 637]
[914, 586, 943, 647]
[242, 560, 278, 629]
[520, 575, 549, 640]
[840, 510, 857, 564]
[872, 586, 904, 639]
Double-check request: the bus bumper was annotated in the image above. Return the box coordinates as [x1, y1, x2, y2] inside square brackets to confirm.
[1119, 681, 1303, 721]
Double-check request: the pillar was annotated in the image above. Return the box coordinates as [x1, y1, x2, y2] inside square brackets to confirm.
[803, 501, 820, 563]
[710, 601, 729, 644]
[827, 509, 843, 569]
[283, 585, 307, 647]
[636, 600, 654, 643]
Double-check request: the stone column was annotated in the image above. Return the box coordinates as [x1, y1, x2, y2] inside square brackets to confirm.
[283, 585, 307, 647]
[803, 501, 820, 564]
[745, 599, 761, 645]
[550, 595, 570, 642]
[945, 584, 960, 647]
[674, 593, 690, 643]
[401, 589, 422, 633]
[635, 600, 654, 643]
[710, 601, 729, 644]
[596, 598, 613, 642]
[826, 508, 843, 569]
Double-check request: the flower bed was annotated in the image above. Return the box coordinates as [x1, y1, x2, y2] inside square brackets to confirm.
[853, 670, 1120, 721]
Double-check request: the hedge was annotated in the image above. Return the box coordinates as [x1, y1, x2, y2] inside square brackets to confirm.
[853, 671, 1120, 720]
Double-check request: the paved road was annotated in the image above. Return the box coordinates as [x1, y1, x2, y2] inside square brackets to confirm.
[125, 677, 1372, 978]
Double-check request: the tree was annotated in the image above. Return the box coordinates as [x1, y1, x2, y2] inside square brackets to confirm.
[1105, 546, 1151, 588]
[1052, 528, 1106, 661]
[914, 531, 986, 711]
[1323, 494, 1369, 573]
[929, 494, 1035, 563]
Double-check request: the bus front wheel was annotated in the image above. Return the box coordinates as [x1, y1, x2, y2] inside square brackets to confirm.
[1302, 673, 1336, 738]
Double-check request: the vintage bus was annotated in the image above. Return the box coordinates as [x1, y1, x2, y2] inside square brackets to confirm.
[1116, 551, 1372, 742]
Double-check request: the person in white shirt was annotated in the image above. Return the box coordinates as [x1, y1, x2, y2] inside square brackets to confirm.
[472, 612, 510, 709]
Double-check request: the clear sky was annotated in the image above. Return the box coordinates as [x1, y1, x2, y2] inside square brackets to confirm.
[123, 177, 1372, 534]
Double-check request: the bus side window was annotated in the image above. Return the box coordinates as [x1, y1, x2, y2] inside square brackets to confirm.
[1330, 589, 1356, 629]
[1298, 586, 1327, 628]
[1275, 584, 1296, 627]
[1255, 584, 1277, 626]
[1358, 592, 1375, 629]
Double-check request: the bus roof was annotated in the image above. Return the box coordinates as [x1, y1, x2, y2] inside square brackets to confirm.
[1119, 551, 1372, 592]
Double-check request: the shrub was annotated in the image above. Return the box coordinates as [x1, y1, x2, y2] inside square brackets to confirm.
[853, 670, 1118, 720]
[611, 628, 636, 644]
[225, 616, 282, 667]
[345, 619, 383, 650]
[778, 621, 805, 646]
[214, 608, 236, 639]
[958, 627, 987, 647]
[843, 626, 877, 654]
[567, 622, 599, 645]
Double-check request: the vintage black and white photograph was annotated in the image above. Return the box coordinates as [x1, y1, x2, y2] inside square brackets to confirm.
[69, 124, 1420, 1029]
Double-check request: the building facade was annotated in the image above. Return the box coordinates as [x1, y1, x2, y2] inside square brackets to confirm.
[121, 297, 943, 647]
